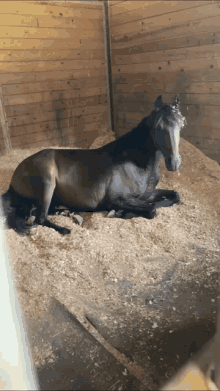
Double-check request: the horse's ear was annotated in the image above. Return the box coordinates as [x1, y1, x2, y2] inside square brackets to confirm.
[155, 95, 163, 109]
[173, 95, 180, 108]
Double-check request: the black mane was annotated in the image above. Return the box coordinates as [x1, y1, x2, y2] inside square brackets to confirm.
[101, 102, 185, 156]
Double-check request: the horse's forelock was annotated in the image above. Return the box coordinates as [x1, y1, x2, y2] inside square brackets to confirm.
[154, 104, 185, 131]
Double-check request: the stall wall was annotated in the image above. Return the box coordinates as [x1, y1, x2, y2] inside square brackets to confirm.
[109, 0, 220, 163]
[0, 0, 109, 153]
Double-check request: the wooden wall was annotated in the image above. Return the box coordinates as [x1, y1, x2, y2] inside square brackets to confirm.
[109, 0, 220, 163]
[0, 0, 109, 154]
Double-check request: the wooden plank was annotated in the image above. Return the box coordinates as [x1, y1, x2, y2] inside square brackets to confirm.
[183, 125, 220, 139]
[113, 78, 220, 95]
[113, 81, 164, 95]
[0, 48, 105, 62]
[10, 114, 109, 140]
[0, 2, 103, 19]
[8, 110, 56, 128]
[186, 104, 220, 123]
[0, 14, 103, 31]
[111, 14, 220, 49]
[67, 92, 108, 108]
[185, 81, 220, 95]
[114, 105, 153, 118]
[114, 91, 220, 106]
[113, 101, 154, 117]
[10, 119, 69, 138]
[112, 67, 220, 85]
[5, 94, 108, 117]
[0, 67, 107, 86]
[3, 85, 107, 106]
[112, 56, 220, 77]
[0, 58, 105, 74]
[110, 1, 208, 25]
[10, 111, 109, 148]
[112, 42, 220, 67]
[116, 110, 220, 133]
[0, 37, 104, 51]
[9, 111, 108, 137]
[16, 136, 74, 150]
[0, 26, 103, 41]
[184, 135, 220, 151]
[7, 104, 108, 127]
[111, 3, 220, 38]
[4, 90, 78, 107]
[11, 128, 72, 148]
[69, 103, 108, 120]
[111, 30, 220, 57]
[0, 86, 11, 153]
[2, 76, 106, 96]
[68, 111, 109, 128]
[110, 0, 163, 16]
[109, 1, 127, 7]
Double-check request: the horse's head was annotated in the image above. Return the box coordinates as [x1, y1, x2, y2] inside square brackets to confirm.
[152, 95, 186, 171]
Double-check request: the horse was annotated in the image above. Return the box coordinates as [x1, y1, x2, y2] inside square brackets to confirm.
[1, 95, 186, 235]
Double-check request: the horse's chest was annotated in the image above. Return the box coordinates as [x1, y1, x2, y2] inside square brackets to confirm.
[111, 164, 157, 197]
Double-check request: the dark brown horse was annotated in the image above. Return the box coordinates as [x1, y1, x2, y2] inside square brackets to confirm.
[2, 95, 186, 235]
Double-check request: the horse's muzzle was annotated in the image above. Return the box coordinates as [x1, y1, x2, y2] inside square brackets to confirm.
[165, 154, 181, 171]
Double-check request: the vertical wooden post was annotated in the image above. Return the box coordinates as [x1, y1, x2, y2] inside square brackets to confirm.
[0, 85, 11, 154]
[103, 0, 115, 133]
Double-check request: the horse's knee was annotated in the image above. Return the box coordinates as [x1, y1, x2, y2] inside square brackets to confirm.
[144, 208, 157, 219]
[60, 227, 71, 235]
[35, 215, 46, 226]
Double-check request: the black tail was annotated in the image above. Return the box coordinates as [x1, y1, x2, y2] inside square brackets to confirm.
[1, 186, 36, 234]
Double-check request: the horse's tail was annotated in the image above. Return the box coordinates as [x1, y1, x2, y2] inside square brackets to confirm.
[1, 186, 15, 224]
[1, 186, 33, 234]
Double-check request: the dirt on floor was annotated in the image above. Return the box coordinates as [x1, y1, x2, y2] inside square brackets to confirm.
[0, 135, 220, 389]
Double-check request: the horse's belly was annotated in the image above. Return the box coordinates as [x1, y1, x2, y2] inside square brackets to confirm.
[54, 182, 106, 210]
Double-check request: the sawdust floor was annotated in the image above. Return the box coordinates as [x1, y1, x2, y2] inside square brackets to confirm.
[0, 137, 220, 390]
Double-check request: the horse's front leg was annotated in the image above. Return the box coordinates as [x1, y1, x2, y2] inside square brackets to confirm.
[107, 194, 157, 219]
[152, 189, 180, 209]
[107, 189, 180, 220]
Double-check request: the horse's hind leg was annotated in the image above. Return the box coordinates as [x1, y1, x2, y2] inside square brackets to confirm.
[34, 179, 71, 235]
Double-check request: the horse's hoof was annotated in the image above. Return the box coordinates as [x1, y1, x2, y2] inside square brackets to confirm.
[107, 209, 125, 218]
[115, 210, 125, 218]
[145, 208, 157, 219]
[61, 227, 71, 235]
[30, 223, 38, 229]
[72, 214, 83, 226]
[107, 209, 116, 218]
[171, 190, 181, 202]
[60, 210, 70, 216]
[26, 216, 36, 225]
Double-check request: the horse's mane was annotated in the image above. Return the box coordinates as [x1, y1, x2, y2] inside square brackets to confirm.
[102, 112, 153, 153]
[154, 104, 186, 130]
[100, 103, 185, 154]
